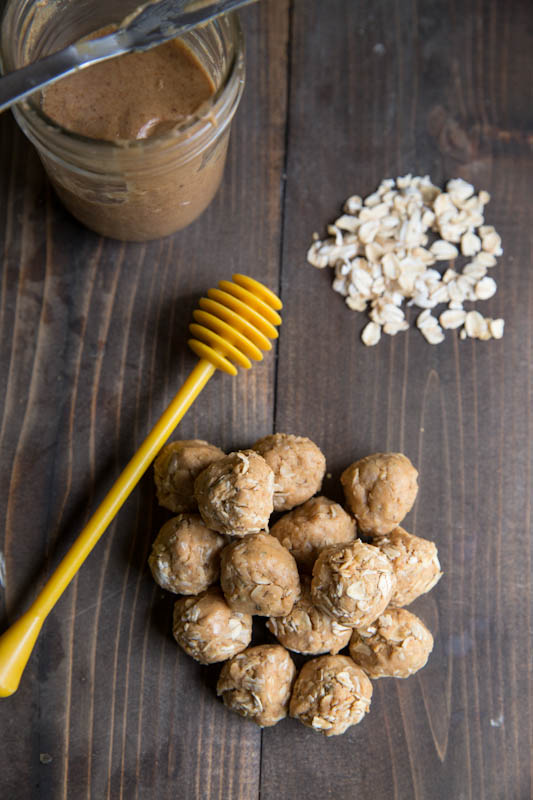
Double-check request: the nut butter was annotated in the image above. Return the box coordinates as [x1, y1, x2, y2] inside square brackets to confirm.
[1, 3, 245, 241]
[42, 36, 216, 143]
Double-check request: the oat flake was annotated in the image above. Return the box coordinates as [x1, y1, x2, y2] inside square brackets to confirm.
[306, 175, 505, 344]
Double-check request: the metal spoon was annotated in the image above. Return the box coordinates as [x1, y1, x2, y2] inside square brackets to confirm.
[0, 0, 257, 114]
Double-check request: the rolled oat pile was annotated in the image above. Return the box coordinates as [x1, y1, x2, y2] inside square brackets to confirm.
[307, 175, 505, 345]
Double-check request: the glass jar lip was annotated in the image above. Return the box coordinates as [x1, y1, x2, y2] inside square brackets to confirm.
[4, 12, 244, 154]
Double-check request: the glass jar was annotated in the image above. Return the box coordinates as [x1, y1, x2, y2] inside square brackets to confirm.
[0, 0, 245, 241]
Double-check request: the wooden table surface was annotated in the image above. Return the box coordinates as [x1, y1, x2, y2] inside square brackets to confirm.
[1, 0, 532, 797]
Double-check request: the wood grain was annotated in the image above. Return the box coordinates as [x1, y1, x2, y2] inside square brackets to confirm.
[261, 1, 533, 799]
[0, 0, 532, 798]
[0, 1, 289, 797]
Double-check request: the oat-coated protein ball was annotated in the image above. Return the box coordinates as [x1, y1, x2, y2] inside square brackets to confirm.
[266, 576, 352, 655]
[148, 513, 226, 595]
[374, 526, 442, 606]
[217, 644, 296, 727]
[220, 532, 300, 617]
[349, 607, 433, 678]
[154, 439, 225, 513]
[311, 540, 395, 628]
[341, 452, 419, 535]
[251, 433, 326, 511]
[289, 654, 372, 736]
[172, 587, 252, 665]
[270, 496, 356, 573]
[194, 450, 274, 535]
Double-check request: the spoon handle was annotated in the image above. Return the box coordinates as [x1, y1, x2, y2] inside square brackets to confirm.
[0, 0, 257, 115]
[0, 33, 126, 115]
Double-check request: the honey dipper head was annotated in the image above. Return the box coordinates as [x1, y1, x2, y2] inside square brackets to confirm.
[188, 274, 282, 375]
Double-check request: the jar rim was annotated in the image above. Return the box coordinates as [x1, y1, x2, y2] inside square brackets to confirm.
[1, 10, 244, 160]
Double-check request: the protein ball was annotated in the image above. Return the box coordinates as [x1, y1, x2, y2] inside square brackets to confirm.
[289, 654, 372, 736]
[341, 452, 419, 535]
[148, 513, 226, 595]
[217, 644, 296, 727]
[172, 587, 252, 665]
[349, 607, 433, 678]
[266, 576, 352, 655]
[194, 450, 274, 536]
[251, 433, 326, 511]
[154, 439, 225, 513]
[270, 496, 356, 573]
[311, 540, 395, 628]
[374, 526, 443, 606]
[220, 532, 300, 617]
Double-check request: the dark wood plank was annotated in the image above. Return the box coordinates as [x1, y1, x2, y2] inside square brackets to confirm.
[0, 1, 289, 797]
[261, 0, 533, 799]
[2, 0, 533, 798]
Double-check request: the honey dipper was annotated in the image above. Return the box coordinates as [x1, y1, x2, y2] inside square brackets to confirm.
[0, 274, 282, 696]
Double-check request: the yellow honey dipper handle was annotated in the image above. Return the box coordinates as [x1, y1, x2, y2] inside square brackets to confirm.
[0, 358, 216, 697]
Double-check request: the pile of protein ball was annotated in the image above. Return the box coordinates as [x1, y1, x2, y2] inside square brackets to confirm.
[148, 434, 442, 737]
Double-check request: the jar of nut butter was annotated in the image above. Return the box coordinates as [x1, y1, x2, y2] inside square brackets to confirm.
[0, 0, 245, 241]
